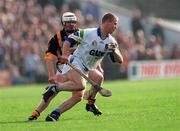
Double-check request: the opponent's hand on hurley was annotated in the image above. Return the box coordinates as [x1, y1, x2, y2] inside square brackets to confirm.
[69, 47, 77, 54]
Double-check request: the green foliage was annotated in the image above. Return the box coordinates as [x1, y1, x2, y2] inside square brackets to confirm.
[0, 79, 179, 131]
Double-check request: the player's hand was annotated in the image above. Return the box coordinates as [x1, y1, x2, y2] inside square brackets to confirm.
[49, 76, 57, 84]
[106, 43, 118, 52]
[59, 56, 68, 64]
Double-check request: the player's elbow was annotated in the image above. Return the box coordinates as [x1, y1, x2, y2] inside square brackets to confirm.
[72, 91, 84, 103]
[117, 59, 123, 64]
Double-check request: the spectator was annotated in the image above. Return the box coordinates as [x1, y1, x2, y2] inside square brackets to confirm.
[149, 36, 164, 60]
[22, 47, 41, 82]
[0, 44, 5, 69]
[83, 0, 100, 22]
[67, 0, 80, 12]
[131, 9, 144, 43]
[151, 18, 165, 45]
[9, 64, 28, 85]
[171, 44, 180, 59]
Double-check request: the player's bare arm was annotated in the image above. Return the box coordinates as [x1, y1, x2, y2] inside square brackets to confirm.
[46, 60, 57, 83]
[112, 46, 123, 64]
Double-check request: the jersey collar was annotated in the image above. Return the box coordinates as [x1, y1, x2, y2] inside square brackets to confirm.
[97, 27, 109, 40]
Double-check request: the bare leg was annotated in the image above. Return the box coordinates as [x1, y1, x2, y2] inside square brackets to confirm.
[28, 94, 57, 121]
[58, 69, 86, 91]
[45, 84, 86, 121]
[84, 68, 104, 116]
[56, 91, 84, 113]
[45, 69, 87, 121]
[36, 94, 56, 113]
[86, 68, 104, 99]
[28, 73, 69, 121]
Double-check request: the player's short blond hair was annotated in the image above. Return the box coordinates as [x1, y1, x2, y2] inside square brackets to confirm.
[102, 13, 118, 23]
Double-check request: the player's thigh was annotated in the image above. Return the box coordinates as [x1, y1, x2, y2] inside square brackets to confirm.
[66, 69, 86, 87]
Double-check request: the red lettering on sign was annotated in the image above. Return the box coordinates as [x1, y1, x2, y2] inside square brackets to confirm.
[164, 63, 180, 76]
[141, 64, 160, 77]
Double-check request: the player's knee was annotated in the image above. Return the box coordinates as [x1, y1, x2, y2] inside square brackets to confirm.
[78, 85, 85, 91]
[72, 91, 83, 102]
[98, 73, 104, 82]
[93, 72, 104, 84]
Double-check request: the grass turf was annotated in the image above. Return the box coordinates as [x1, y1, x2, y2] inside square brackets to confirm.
[0, 79, 179, 131]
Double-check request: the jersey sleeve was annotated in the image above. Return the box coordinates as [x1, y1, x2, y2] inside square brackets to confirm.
[65, 29, 84, 46]
[44, 35, 59, 61]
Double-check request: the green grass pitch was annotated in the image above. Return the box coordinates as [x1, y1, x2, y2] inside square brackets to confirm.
[0, 79, 179, 131]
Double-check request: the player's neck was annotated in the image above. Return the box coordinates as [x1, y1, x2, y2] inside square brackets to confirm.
[100, 26, 108, 40]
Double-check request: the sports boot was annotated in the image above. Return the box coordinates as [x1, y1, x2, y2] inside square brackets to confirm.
[45, 110, 60, 122]
[28, 110, 40, 121]
[86, 103, 102, 116]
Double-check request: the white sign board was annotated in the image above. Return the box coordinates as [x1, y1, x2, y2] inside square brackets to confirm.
[128, 60, 180, 80]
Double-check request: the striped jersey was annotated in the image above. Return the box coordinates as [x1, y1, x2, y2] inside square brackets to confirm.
[44, 28, 79, 61]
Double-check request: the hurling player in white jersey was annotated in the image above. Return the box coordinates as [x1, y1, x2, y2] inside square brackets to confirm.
[43, 13, 123, 121]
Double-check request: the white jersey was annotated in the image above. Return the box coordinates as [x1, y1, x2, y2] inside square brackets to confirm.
[64, 27, 118, 73]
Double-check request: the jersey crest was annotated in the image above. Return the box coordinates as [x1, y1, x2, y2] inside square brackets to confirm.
[91, 40, 98, 47]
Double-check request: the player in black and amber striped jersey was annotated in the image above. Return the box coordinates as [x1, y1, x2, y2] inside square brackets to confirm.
[28, 12, 104, 121]
[44, 12, 79, 84]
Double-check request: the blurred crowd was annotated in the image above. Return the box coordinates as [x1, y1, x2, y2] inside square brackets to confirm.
[0, 0, 179, 85]
[116, 9, 180, 72]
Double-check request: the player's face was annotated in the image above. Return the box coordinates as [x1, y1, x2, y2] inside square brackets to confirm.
[107, 18, 118, 34]
[64, 21, 77, 33]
